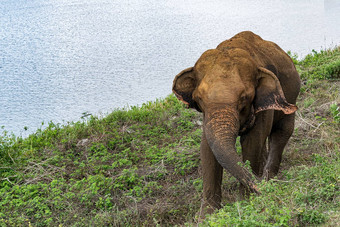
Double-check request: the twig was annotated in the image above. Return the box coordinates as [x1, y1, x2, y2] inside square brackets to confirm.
[7, 151, 16, 164]
[296, 112, 318, 129]
[268, 178, 292, 183]
[0, 167, 13, 169]
[313, 122, 324, 132]
[1, 177, 16, 185]
[236, 201, 242, 220]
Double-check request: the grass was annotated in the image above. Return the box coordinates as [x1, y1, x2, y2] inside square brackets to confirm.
[1, 96, 203, 226]
[1, 48, 339, 226]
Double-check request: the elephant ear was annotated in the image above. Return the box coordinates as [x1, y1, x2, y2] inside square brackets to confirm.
[172, 67, 200, 111]
[254, 67, 297, 114]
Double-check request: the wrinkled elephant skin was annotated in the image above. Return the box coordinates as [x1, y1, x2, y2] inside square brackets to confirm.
[172, 31, 301, 214]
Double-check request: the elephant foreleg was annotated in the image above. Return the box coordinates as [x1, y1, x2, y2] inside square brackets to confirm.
[264, 113, 295, 180]
[240, 111, 273, 176]
[200, 130, 223, 213]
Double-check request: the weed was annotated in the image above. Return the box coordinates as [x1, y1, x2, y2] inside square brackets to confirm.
[330, 103, 340, 123]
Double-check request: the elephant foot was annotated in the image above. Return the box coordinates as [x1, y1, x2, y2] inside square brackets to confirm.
[238, 184, 250, 199]
[263, 167, 278, 181]
[263, 169, 270, 181]
[195, 200, 219, 222]
[238, 180, 261, 197]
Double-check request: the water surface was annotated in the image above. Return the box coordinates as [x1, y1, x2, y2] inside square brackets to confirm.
[1, 0, 339, 136]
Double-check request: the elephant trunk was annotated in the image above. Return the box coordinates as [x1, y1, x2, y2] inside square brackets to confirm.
[204, 107, 259, 193]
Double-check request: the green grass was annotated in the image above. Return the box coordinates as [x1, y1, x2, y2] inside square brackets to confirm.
[1, 96, 203, 226]
[1, 48, 339, 226]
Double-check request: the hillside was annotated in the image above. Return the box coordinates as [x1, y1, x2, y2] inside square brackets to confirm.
[0, 48, 339, 226]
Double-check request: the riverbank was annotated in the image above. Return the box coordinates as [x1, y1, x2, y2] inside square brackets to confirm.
[0, 48, 339, 226]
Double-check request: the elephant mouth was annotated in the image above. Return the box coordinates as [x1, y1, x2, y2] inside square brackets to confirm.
[239, 106, 255, 135]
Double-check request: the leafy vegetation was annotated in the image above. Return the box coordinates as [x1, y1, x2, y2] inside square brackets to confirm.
[1, 48, 339, 226]
[289, 47, 340, 80]
[1, 96, 203, 226]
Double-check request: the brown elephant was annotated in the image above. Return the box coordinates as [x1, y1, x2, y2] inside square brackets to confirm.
[172, 31, 300, 213]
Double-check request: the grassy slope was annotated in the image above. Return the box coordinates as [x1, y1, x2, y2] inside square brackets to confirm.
[0, 48, 339, 226]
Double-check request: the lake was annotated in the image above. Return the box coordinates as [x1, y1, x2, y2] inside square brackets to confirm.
[1, 0, 339, 136]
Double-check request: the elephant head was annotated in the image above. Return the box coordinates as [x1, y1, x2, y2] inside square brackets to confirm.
[173, 49, 297, 191]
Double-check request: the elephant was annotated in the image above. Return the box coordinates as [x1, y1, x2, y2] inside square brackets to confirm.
[172, 31, 300, 213]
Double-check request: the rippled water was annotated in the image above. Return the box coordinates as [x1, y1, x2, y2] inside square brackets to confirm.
[1, 0, 339, 136]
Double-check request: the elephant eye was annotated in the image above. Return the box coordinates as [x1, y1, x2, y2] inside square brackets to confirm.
[240, 105, 247, 114]
[239, 94, 248, 112]
[194, 97, 203, 110]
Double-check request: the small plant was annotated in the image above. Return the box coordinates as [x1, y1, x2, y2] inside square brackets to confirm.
[298, 208, 326, 225]
[330, 103, 340, 123]
[303, 97, 315, 108]
[287, 50, 299, 65]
